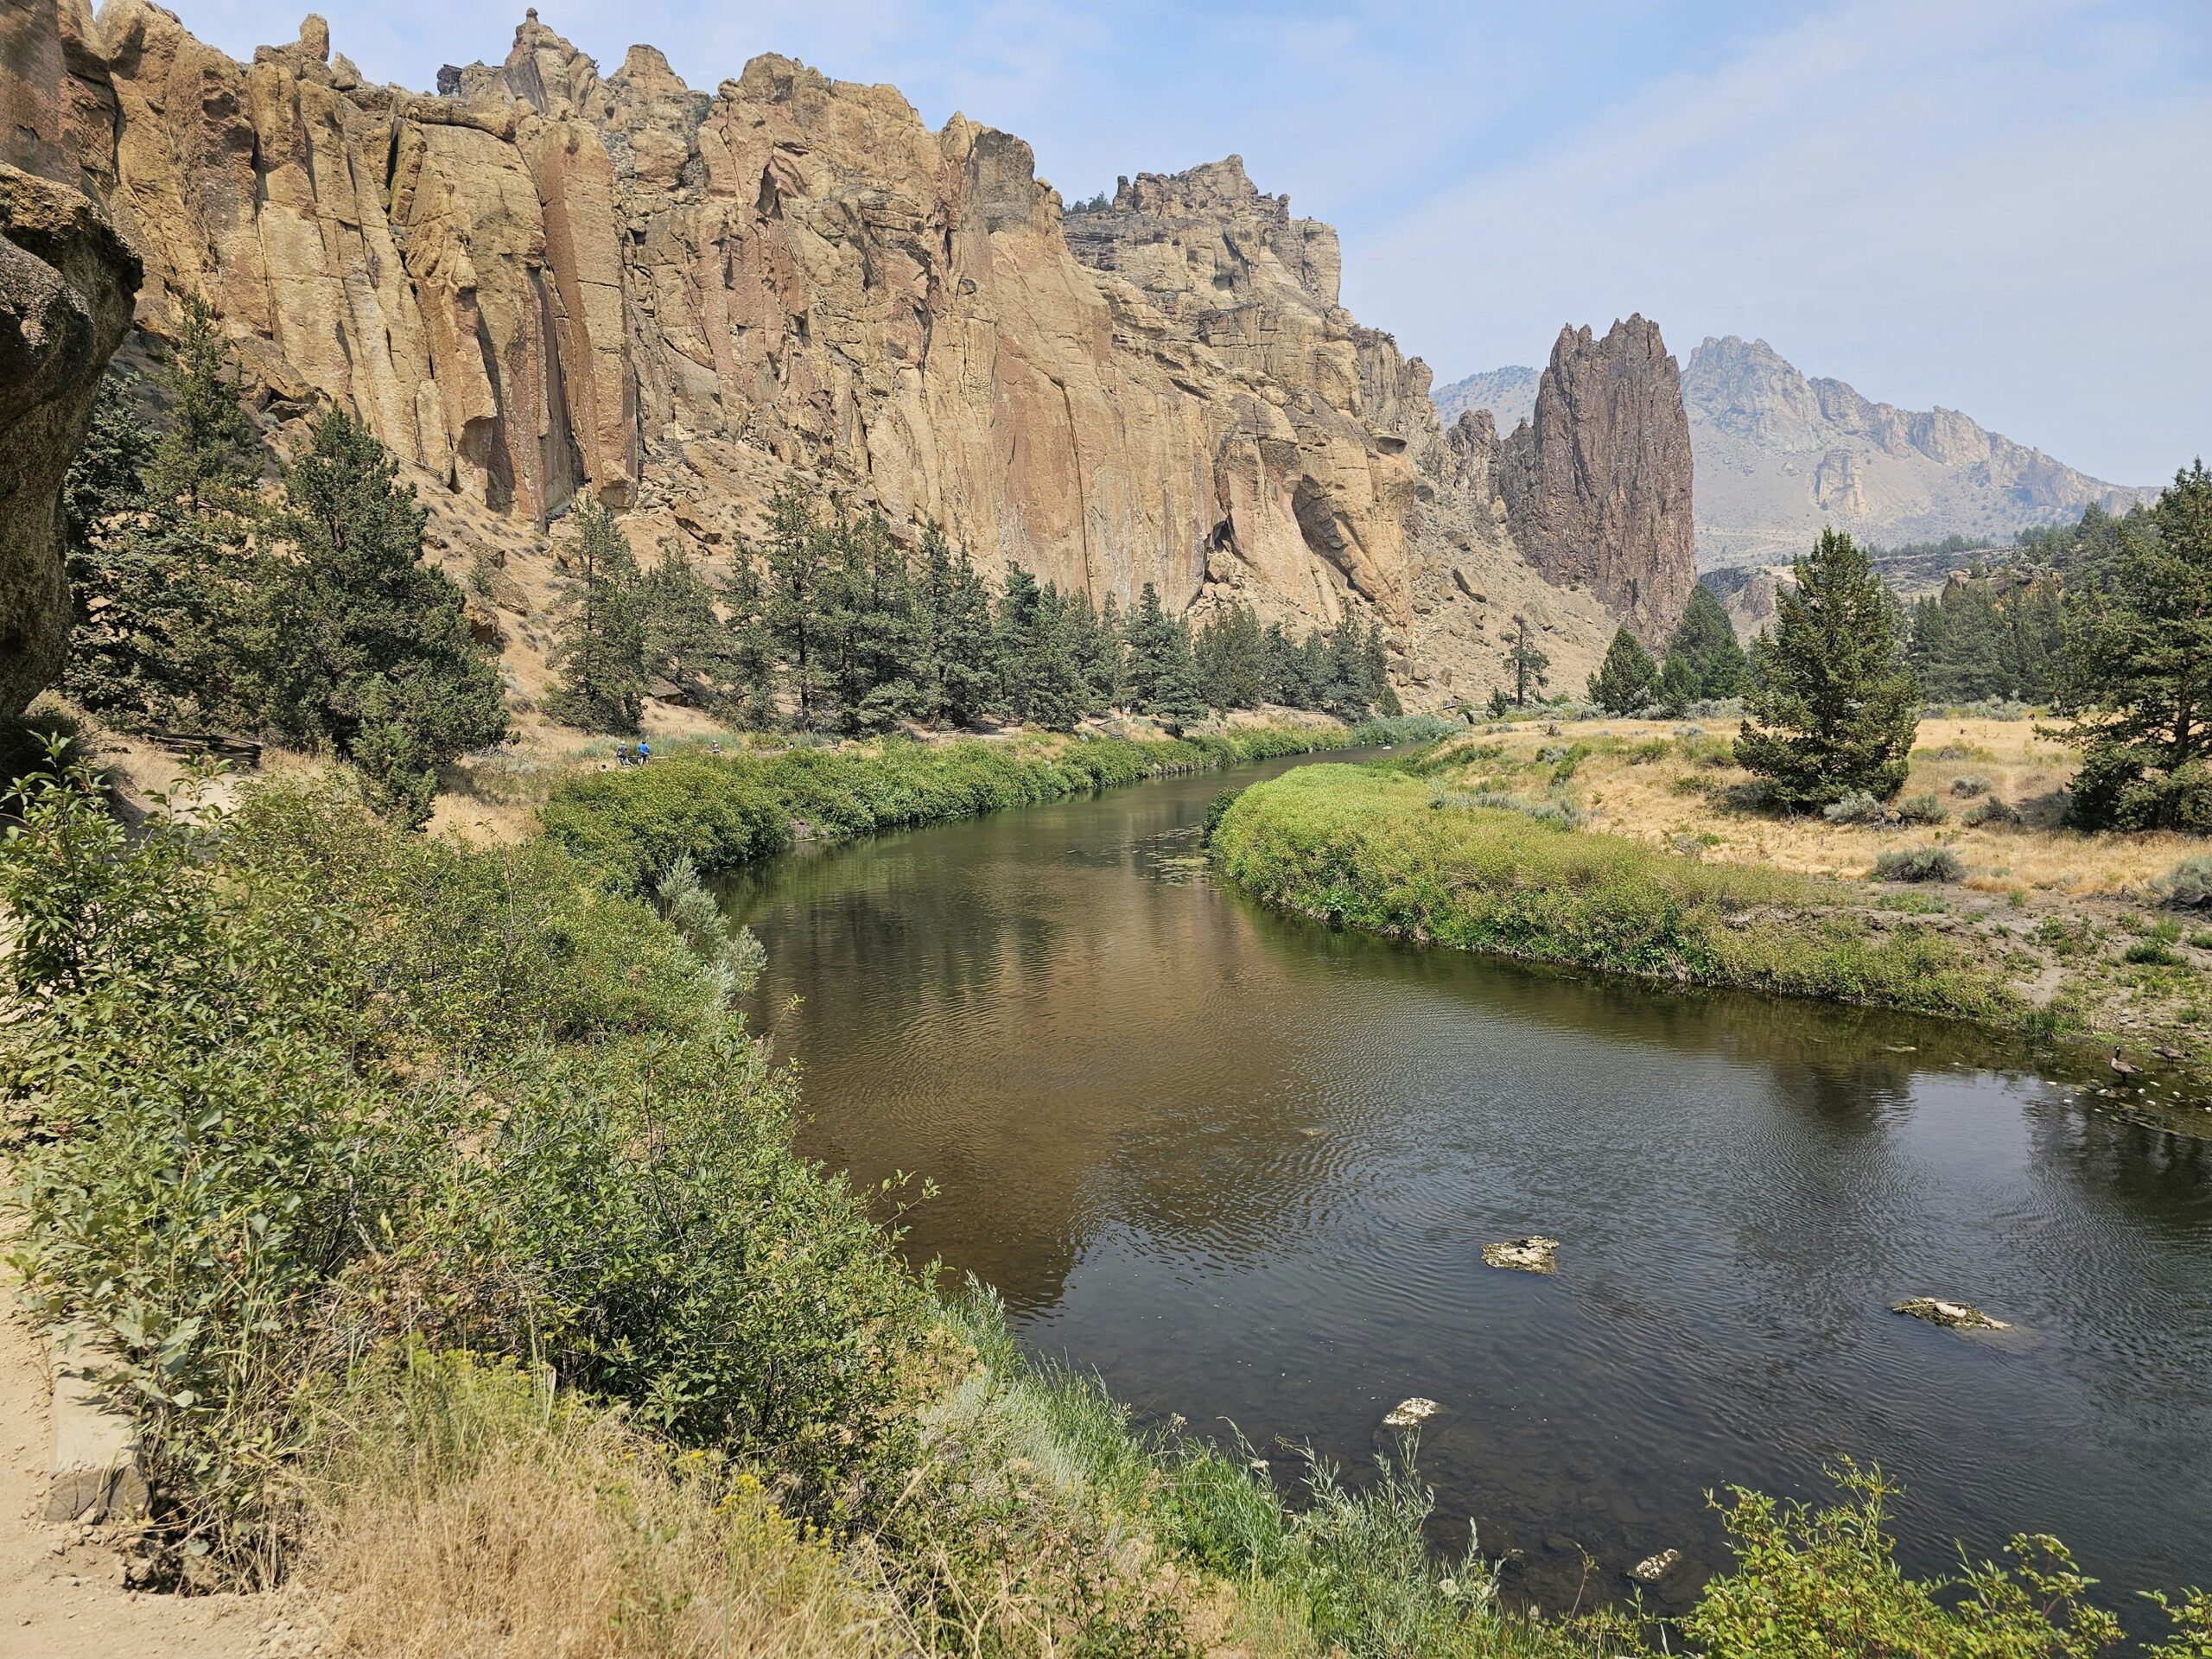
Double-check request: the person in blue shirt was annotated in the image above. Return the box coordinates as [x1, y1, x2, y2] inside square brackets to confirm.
[637, 740, 651, 764]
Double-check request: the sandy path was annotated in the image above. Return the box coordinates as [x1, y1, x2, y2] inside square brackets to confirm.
[0, 1298, 308, 1657]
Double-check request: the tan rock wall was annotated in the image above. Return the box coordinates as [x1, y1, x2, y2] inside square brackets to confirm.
[72, 6, 1696, 706]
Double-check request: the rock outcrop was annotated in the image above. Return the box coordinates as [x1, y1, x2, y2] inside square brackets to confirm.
[58, 5, 1699, 705]
[1681, 334, 2148, 568]
[0, 1, 143, 716]
[1499, 316, 1696, 639]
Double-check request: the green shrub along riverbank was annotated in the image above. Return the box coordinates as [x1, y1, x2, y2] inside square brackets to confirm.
[4, 737, 2209, 1655]
[540, 717, 1454, 893]
[1211, 763, 2024, 1024]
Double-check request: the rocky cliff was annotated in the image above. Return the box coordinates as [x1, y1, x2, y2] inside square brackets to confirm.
[1497, 317, 1696, 639]
[1681, 335, 2149, 568]
[38, 3, 1696, 709]
[0, 2, 143, 718]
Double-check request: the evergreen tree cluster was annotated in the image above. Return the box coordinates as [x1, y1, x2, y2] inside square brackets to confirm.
[60, 296, 508, 826]
[1905, 575, 2064, 704]
[1582, 584, 1748, 715]
[549, 486, 1401, 736]
[2053, 461, 2212, 830]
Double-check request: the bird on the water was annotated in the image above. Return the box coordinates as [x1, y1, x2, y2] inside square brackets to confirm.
[2110, 1049, 2141, 1077]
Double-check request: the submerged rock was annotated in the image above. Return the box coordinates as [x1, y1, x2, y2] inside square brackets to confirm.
[1893, 1297, 2010, 1331]
[1382, 1396, 1440, 1428]
[1630, 1548, 1681, 1583]
[1483, 1236, 1560, 1274]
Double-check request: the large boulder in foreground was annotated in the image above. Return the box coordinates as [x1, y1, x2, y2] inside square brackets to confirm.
[0, 162, 139, 716]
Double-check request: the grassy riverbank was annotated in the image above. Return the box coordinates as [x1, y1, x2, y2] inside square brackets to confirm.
[4, 744, 2208, 1655]
[1212, 731, 2212, 1090]
[1212, 764, 2021, 1023]
[537, 717, 1453, 892]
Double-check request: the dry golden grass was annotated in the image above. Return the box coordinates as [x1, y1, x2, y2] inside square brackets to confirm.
[1462, 715, 2202, 897]
[305, 1357, 903, 1659]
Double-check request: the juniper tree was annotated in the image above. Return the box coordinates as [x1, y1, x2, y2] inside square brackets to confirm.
[547, 497, 647, 735]
[1734, 529, 1918, 807]
[1502, 614, 1550, 708]
[2054, 460, 2212, 829]
[639, 543, 725, 692]
[760, 485, 836, 730]
[1587, 626, 1659, 715]
[1664, 583, 1748, 699]
[255, 407, 507, 823]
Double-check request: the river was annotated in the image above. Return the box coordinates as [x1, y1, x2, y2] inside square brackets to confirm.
[723, 747, 2212, 1623]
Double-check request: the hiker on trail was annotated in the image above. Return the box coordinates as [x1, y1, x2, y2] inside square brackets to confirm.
[616, 739, 629, 766]
[638, 740, 651, 764]
[709, 738, 721, 757]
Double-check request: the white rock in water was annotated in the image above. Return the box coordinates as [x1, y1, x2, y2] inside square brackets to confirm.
[1382, 1396, 1440, 1428]
[1482, 1236, 1560, 1274]
[1893, 1297, 2011, 1331]
[1631, 1548, 1682, 1582]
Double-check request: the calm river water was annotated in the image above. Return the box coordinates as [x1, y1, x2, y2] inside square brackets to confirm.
[724, 748, 2212, 1622]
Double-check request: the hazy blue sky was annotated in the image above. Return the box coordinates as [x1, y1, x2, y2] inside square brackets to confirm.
[168, 0, 2207, 482]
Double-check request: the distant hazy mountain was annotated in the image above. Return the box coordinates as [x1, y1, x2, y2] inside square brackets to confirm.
[1682, 337, 2149, 568]
[1434, 365, 1538, 434]
[1437, 338, 2152, 571]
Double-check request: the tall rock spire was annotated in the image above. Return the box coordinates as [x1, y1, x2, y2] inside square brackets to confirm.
[1502, 315, 1696, 639]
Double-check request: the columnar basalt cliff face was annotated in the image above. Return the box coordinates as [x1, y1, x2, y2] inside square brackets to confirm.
[0, 3, 143, 716]
[1500, 315, 1695, 640]
[58, 4, 1692, 706]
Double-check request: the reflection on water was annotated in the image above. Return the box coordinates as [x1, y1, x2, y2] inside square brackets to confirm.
[725, 751, 2212, 1623]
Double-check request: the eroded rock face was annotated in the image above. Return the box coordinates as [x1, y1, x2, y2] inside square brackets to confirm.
[0, 162, 142, 715]
[1502, 315, 1696, 641]
[77, 8, 1688, 702]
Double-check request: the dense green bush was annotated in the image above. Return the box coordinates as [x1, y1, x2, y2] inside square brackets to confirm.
[1, 761, 930, 1577]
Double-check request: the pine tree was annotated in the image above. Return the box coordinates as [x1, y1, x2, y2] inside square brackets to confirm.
[254, 407, 507, 823]
[547, 497, 647, 734]
[1077, 591, 1127, 710]
[60, 371, 164, 719]
[148, 293, 259, 518]
[760, 485, 836, 730]
[932, 539, 1001, 726]
[1122, 582, 1175, 711]
[718, 556, 776, 727]
[1319, 614, 1371, 720]
[1653, 652, 1700, 716]
[1587, 626, 1658, 715]
[850, 513, 926, 732]
[1502, 614, 1550, 707]
[1260, 621, 1310, 708]
[639, 543, 725, 694]
[1363, 622, 1401, 716]
[1665, 583, 1748, 698]
[2055, 460, 2212, 829]
[1197, 604, 1267, 710]
[1735, 528, 1918, 807]
[67, 301, 264, 729]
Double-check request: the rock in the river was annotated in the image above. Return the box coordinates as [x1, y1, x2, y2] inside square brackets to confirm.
[1893, 1297, 2010, 1331]
[1382, 1396, 1440, 1428]
[1630, 1548, 1681, 1583]
[1482, 1236, 1560, 1274]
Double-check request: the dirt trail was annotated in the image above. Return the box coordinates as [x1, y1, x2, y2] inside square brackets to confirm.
[0, 1299, 304, 1657]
